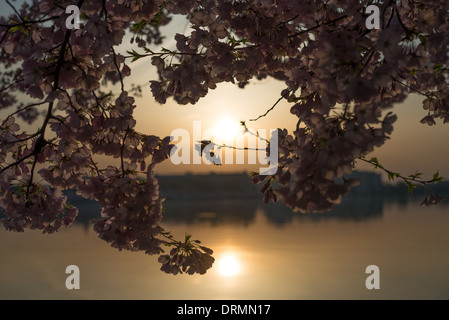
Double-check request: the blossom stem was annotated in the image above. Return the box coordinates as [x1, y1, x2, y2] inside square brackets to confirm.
[24, 0, 85, 199]
[357, 156, 443, 185]
[288, 14, 348, 38]
[111, 47, 125, 92]
[5, 0, 24, 22]
[249, 89, 290, 122]
[121, 127, 130, 177]
[0, 78, 23, 93]
[0, 152, 34, 174]
[392, 77, 429, 97]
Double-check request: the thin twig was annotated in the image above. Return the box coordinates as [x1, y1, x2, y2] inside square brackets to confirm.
[249, 89, 290, 122]
[121, 127, 130, 177]
[392, 77, 429, 97]
[0, 15, 59, 28]
[5, 0, 24, 22]
[1, 101, 46, 127]
[111, 46, 125, 92]
[288, 15, 348, 38]
[23, 0, 85, 198]
[197, 140, 264, 152]
[357, 156, 442, 185]
[0, 78, 23, 93]
[0, 152, 34, 174]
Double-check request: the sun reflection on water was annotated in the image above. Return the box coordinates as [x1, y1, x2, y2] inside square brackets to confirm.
[216, 251, 242, 278]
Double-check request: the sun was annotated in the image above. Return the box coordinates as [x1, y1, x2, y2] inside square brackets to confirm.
[213, 117, 241, 144]
[217, 254, 241, 277]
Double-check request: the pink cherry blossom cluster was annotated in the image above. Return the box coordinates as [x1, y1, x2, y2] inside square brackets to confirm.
[1, 185, 78, 234]
[0, 0, 210, 274]
[1, 0, 448, 273]
[148, 0, 449, 212]
[158, 233, 215, 275]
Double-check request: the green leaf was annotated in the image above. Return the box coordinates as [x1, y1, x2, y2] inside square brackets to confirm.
[407, 182, 417, 194]
[432, 171, 444, 183]
[409, 171, 422, 180]
[369, 157, 382, 169]
[356, 45, 369, 51]
[248, 171, 258, 177]
[433, 171, 440, 180]
[387, 172, 399, 182]
[418, 34, 427, 44]
[132, 19, 148, 32]
[9, 25, 21, 33]
[126, 49, 142, 62]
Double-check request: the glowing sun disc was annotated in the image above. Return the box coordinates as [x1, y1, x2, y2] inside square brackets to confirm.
[214, 118, 240, 143]
[217, 254, 240, 277]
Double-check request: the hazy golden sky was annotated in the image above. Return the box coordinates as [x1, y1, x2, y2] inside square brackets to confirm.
[122, 15, 449, 180]
[1, 4, 449, 181]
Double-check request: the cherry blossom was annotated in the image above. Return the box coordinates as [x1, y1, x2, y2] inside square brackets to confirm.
[1, 0, 449, 274]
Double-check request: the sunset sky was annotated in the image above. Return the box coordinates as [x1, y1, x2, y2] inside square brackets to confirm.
[1, 3, 449, 181]
[3, 1, 449, 301]
[122, 14, 449, 180]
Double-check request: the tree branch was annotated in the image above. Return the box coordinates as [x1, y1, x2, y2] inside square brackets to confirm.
[357, 156, 444, 193]
[288, 14, 349, 38]
[249, 89, 290, 122]
[392, 77, 430, 97]
[111, 46, 125, 92]
[22, 0, 85, 198]
[5, 0, 24, 22]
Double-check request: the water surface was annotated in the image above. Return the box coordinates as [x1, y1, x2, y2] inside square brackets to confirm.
[1, 194, 449, 300]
